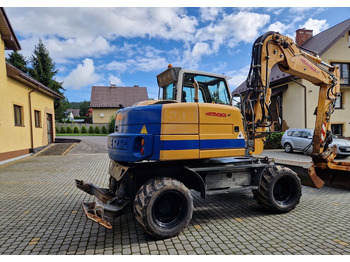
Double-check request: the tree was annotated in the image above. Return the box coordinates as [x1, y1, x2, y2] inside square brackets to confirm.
[29, 39, 66, 120]
[6, 51, 28, 73]
[69, 101, 90, 117]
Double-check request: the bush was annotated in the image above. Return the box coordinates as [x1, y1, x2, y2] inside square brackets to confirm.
[81, 126, 87, 133]
[88, 126, 94, 134]
[264, 132, 284, 149]
[66, 126, 72, 133]
[102, 126, 107, 134]
[56, 126, 59, 133]
[60, 126, 66, 133]
[94, 126, 100, 134]
[73, 126, 80, 133]
[109, 116, 116, 134]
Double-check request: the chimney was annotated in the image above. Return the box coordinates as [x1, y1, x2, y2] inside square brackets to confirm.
[295, 28, 313, 46]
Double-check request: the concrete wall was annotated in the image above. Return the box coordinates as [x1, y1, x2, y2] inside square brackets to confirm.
[0, 34, 56, 160]
[56, 123, 108, 132]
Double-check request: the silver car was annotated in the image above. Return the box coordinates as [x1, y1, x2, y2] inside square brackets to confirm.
[281, 128, 350, 158]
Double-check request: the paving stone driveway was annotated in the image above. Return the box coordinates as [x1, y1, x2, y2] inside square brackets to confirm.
[0, 154, 350, 255]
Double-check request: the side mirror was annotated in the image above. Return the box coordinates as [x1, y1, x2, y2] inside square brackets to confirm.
[232, 94, 242, 109]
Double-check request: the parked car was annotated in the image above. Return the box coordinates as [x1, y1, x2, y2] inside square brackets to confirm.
[281, 128, 350, 158]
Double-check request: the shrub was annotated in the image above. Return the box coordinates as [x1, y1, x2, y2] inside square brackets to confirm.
[264, 132, 284, 149]
[55, 126, 59, 133]
[109, 116, 116, 134]
[94, 126, 100, 134]
[81, 126, 87, 133]
[73, 126, 79, 133]
[102, 126, 107, 134]
[88, 126, 94, 134]
[66, 126, 73, 133]
[60, 126, 66, 133]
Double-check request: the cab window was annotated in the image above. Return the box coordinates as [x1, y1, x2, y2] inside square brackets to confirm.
[182, 73, 230, 104]
[160, 84, 176, 100]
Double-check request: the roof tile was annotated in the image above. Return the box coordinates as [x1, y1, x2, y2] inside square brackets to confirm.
[90, 86, 148, 108]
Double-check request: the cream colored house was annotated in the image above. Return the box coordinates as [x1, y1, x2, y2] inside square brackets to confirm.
[0, 8, 62, 161]
[90, 85, 148, 124]
[234, 19, 350, 137]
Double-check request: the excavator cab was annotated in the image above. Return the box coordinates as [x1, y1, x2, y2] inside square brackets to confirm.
[157, 66, 231, 105]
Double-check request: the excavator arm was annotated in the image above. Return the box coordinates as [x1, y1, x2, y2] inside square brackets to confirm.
[243, 31, 347, 188]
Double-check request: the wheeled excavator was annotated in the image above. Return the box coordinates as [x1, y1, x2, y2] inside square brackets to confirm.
[76, 31, 348, 239]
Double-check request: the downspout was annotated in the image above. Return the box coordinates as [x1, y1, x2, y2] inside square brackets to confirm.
[28, 87, 38, 153]
[289, 77, 307, 128]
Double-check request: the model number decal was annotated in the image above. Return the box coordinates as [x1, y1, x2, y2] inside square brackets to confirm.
[108, 138, 128, 151]
[206, 112, 231, 117]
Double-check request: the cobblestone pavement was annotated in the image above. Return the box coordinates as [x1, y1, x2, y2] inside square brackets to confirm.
[0, 154, 350, 255]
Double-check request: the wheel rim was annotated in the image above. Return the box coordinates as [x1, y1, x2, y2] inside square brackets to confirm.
[273, 176, 297, 206]
[285, 144, 291, 152]
[152, 190, 187, 229]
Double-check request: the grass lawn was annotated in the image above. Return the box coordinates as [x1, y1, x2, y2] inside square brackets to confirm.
[56, 133, 109, 136]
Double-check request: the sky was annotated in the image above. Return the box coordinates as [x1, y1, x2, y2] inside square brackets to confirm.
[3, 3, 350, 102]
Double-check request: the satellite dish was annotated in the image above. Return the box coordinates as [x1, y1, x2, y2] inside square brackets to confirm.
[100, 113, 104, 118]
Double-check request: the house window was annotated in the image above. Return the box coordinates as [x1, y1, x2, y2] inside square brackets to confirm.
[331, 124, 343, 136]
[14, 105, 23, 126]
[334, 92, 343, 109]
[34, 110, 41, 128]
[332, 63, 349, 85]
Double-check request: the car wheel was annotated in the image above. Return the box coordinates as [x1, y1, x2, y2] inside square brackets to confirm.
[284, 143, 293, 153]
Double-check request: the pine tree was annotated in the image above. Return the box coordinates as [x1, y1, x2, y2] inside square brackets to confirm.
[29, 39, 67, 120]
[6, 51, 28, 73]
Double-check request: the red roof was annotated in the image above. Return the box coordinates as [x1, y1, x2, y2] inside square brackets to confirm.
[90, 86, 148, 108]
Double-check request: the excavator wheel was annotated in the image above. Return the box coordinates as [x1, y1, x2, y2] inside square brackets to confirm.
[255, 165, 301, 213]
[133, 177, 193, 239]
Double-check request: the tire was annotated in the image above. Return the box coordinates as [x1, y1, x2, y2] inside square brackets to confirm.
[133, 177, 193, 239]
[284, 143, 293, 153]
[255, 165, 301, 213]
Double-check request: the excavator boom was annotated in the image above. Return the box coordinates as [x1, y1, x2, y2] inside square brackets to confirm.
[243, 31, 345, 188]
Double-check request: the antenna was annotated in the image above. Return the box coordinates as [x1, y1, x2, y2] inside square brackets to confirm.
[159, 40, 170, 65]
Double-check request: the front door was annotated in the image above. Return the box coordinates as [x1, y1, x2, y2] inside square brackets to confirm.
[47, 113, 53, 143]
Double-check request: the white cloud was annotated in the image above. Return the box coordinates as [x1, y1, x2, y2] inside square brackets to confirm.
[5, 7, 198, 62]
[195, 11, 270, 53]
[267, 21, 291, 34]
[300, 18, 329, 35]
[63, 58, 100, 90]
[289, 7, 314, 14]
[225, 65, 250, 90]
[106, 60, 129, 73]
[6, 7, 197, 41]
[108, 75, 123, 86]
[265, 7, 284, 16]
[199, 7, 223, 22]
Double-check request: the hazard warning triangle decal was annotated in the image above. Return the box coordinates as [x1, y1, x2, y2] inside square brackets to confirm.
[237, 131, 244, 139]
[140, 125, 148, 134]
